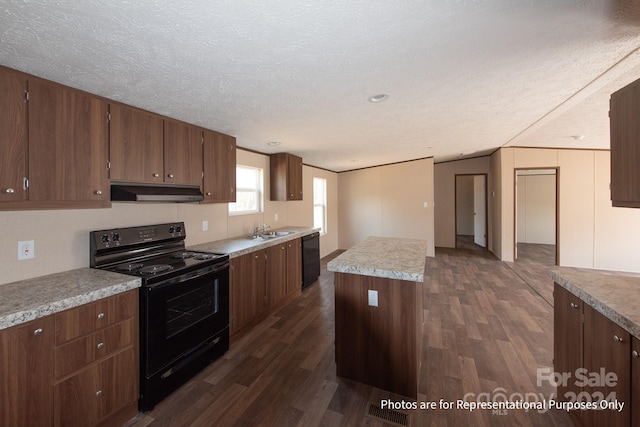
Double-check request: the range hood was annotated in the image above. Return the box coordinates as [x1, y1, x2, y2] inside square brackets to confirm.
[110, 182, 204, 202]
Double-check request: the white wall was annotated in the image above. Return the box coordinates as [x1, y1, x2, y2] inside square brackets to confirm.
[493, 147, 640, 273]
[337, 158, 435, 256]
[516, 174, 556, 244]
[0, 148, 339, 285]
[434, 157, 491, 248]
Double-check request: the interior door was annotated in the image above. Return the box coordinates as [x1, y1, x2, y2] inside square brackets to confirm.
[473, 175, 486, 247]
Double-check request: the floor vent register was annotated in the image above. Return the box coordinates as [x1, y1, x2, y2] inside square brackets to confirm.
[366, 403, 410, 426]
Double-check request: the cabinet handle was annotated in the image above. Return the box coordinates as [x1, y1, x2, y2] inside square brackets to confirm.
[5, 188, 15, 194]
[614, 335, 624, 343]
[95, 190, 102, 195]
[168, 174, 174, 178]
[152, 173, 159, 178]
[95, 390, 103, 398]
[206, 192, 211, 196]
[633, 350, 640, 359]
[96, 342, 104, 350]
[254, 255, 259, 259]
[569, 302, 579, 309]
[230, 187, 234, 193]
[33, 328, 43, 336]
[97, 312, 105, 320]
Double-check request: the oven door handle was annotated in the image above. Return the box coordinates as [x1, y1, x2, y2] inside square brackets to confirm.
[146, 261, 229, 290]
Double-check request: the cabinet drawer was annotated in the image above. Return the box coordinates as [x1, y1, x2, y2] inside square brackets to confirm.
[53, 348, 137, 427]
[54, 319, 134, 380]
[55, 290, 137, 344]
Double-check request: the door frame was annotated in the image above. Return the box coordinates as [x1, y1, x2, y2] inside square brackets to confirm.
[454, 173, 488, 249]
[513, 167, 559, 265]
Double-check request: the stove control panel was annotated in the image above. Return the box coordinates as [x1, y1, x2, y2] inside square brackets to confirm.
[91, 222, 186, 249]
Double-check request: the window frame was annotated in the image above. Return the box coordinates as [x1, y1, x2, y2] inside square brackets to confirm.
[228, 165, 264, 216]
[313, 177, 327, 235]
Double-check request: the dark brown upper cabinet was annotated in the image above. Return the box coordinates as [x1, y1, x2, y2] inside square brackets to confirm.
[163, 119, 203, 187]
[108, 104, 164, 184]
[610, 77, 640, 207]
[0, 67, 28, 203]
[28, 79, 109, 205]
[202, 130, 236, 203]
[270, 153, 303, 201]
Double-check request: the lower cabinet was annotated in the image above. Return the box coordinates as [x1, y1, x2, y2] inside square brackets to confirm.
[230, 238, 303, 339]
[632, 338, 640, 427]
[0, 290, 138, 427]
[554, 283, 633, 427]
[0, 317, 54, 427]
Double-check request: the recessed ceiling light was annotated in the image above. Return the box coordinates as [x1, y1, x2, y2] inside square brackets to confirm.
[267, 141, 281, 146]
[368, 93, 389, 103]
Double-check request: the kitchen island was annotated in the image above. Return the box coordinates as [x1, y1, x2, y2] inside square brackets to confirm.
[327, 236, 427, 399]
[550, 268, 640, 427]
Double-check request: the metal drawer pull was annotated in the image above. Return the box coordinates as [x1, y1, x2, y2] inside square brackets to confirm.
[206, 192, 211, 196]
[95, 190, 102, 195]
[95, 390, 103, 398]
[633, 350, 640, 359]
[570, 302, 578, 309]
[5, 188, 15, 194]
[33, 328, 43, 336]
[97, 312, 105, 320]
[614, 335, 624, 343]
[168, 174, 174, 178]
[152, 173, 159, 178]
[97, 342, 104, 350]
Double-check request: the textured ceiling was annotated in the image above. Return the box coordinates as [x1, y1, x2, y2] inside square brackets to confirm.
[1, 0, 640, 171]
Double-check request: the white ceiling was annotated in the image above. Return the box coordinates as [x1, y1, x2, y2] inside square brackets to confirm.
[2, 1, 640, 171]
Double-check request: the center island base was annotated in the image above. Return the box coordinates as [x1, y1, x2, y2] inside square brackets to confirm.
[334, 271, 424, 399]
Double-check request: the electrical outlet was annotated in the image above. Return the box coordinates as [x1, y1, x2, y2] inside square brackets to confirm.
[18, 240, 34, 260]
[275, 213, 279, 221]
[202, 220, 208, 231]
[368, 290, 378, 307]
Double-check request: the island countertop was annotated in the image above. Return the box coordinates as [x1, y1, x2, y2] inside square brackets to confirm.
[327, 236, 427, 282]
[549, 268, 640, 339]
[0, 268, 141, 331]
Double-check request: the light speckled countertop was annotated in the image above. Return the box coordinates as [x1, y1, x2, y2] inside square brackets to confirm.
[188, 226, 320, 258]
[0, 268, 140, 330]
[0, 226, 318, 330]
[549, 268, 640, 339]
[327, 236, 427, 282]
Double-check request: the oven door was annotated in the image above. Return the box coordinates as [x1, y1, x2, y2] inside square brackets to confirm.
[142, 261, 229, 376]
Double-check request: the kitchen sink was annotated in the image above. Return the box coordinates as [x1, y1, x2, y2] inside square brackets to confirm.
[246, 231, 293, 240]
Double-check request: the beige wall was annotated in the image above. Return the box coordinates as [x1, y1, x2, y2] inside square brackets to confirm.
[434, 157, 491, 248]
[516, 174, 556, 244]
[493, 147, 640, 273]
[337, 158, 435, 256]
[0, 148, 339, 285]
[456, 176, 474, 235]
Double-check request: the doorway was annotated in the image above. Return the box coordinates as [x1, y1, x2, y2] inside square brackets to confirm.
[514, 168, 558, 265]
[455, 174, 487, 250]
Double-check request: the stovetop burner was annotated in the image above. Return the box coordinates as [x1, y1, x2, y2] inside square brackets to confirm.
[116, 263, 144, 272]
[170, 251, 196, 259]
[139, 264, 173, 274]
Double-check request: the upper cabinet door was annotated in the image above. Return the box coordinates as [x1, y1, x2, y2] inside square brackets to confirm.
[0, 68, 28, 202]
[163, 120, 203, 186]
[28, 79, 109, 202]
[202, 130, 236, 203]
[610, 77, 640, 207]
[109, 104, 164, 183]
[287, 154, 303, 200]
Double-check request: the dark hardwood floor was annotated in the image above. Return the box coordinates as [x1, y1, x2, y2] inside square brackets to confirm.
[125, 245, 571, 427]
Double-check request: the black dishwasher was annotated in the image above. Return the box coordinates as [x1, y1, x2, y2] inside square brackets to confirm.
[302, 232, 320, 290]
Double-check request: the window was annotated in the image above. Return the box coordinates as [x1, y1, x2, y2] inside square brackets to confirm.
[313, 177, 327, 235]
[229, 166, 263, 215]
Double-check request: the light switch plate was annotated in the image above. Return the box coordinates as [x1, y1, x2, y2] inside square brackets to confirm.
[368, 290, 378, 307]
[202, 220, 208, 231]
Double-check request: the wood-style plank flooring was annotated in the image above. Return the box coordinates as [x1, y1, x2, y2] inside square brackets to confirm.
[125, 244, 571, 427]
